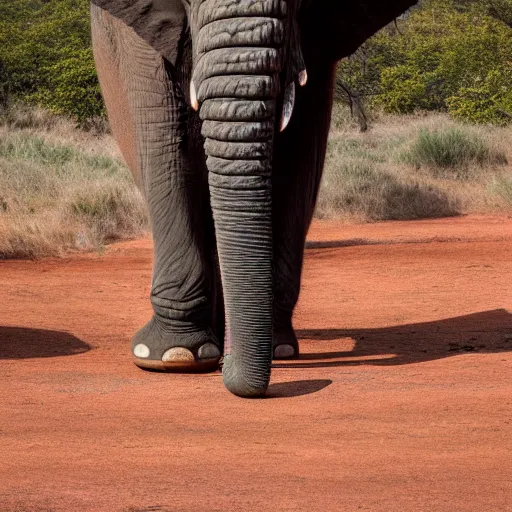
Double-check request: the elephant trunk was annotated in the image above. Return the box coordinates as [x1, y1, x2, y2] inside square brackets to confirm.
[190, 1, 287, 397]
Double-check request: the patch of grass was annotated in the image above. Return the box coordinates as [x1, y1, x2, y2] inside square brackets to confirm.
[0, 133, 124, 173]
[0, 102, 109, 134]
[327, 138, 386, 163]
[316, 160, 459, 221]
[402, 128, 507, 178]
[0, 103, 59, 131]
[0, 134, 76, 165]
[491, 176, 512, 207]
[318, 105, 512, 220]
[0, 109, 147, 258]
[69, 182, 147, 242]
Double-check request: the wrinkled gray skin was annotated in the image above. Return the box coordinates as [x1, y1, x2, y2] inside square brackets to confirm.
[90, 0, 417, 397]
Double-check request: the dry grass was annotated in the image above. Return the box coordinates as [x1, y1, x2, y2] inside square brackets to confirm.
[316, 105, 512, 220]
[0, 107, 147, 258]
[2, 104, 512, 258]
[491, 176, 512, 207]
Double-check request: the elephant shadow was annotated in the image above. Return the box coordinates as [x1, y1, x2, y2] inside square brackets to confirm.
[0, 326, 91, 359]
[274, 309, 512, 369]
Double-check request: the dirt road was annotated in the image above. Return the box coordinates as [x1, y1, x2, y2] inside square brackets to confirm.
[1, 215, 512, 512]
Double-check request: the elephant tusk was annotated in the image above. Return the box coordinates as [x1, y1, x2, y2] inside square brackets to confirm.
[298, 68, 308, 87]
[280, 81, 295, 132]
[190, 80, 199, 111]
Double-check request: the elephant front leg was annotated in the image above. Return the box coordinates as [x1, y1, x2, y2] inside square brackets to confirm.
[272, 61, 336, 359]
[91, 5, 221, 371]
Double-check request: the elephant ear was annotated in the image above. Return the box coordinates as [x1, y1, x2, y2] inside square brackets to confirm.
[302, 0, 419, 62]
[90, 0, 186, 65]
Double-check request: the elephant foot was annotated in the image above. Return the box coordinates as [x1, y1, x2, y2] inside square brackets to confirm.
[132, 317, 221, 372]
[273, 324, 300, 360]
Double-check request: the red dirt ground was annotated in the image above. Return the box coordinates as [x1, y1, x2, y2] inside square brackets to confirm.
[1, 215, 512, 512]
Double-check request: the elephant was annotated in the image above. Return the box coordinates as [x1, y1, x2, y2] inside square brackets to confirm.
[90, 0, 418, 397]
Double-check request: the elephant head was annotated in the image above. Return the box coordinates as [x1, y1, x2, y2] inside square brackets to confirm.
[90, 0, 418, 397]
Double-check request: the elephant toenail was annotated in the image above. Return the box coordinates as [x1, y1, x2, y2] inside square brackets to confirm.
[198, 343, 221, 360]
[133, 344, 150, 358]
[274, 344, 296, 359]
[162, 347, 195, 363]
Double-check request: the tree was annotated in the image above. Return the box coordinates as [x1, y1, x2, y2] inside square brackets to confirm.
[336, 0, 512, 124]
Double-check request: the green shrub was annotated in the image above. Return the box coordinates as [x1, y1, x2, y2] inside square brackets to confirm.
[30, 49, 104, 125]
[336, 0, 512, 124]
[379, 66, 430, 114]
[403, 128, 507, 178]
[0, 1, 104, 125]
[447, 68, 512, 125]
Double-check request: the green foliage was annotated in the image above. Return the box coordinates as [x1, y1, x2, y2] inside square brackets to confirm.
[2, 0, 512, 127]
[0, 0, 103, 125]
[402, 127, 507, 178]
[379, 66, 430, 114]
[447, 68, 512, 124]
[30, 49, 104, 123]
[337, 0, 512, 125]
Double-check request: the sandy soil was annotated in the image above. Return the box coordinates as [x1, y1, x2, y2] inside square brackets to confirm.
[1, 215, 512, 512]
